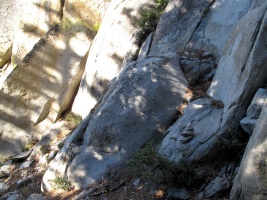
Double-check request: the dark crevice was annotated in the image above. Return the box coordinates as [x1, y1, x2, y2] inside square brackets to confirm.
[59, 0, 66, 20]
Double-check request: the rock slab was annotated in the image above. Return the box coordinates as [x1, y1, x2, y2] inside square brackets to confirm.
[42, 53, 188, 191]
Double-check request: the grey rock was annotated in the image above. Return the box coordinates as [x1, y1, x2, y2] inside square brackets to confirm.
[185, 0, 253, 63]
[42, 53, 188, 191]
[48, 150, 58, 162]
[159, 98, 224, 163]
[57, 136, 68, 149]
[138, 32, 154, 60]
[6, 194, 20, 200]
[26, 193, 45, 200]
[1, 191, 18, 199]
[0, 181, 7, 191]
[230, 101, 267, 200]
[246, 88, 267, 118]
[240, 117, 257, 135]
[207, 4, 267, 112]
[17, 176, 32, 189]
[180, 52, 215, 84]
[204, 175, 231, 198]
[0, 171, 9, 179]
[160, 3, 267, 165]
[73, 188, 95, 200]
[149, 0, 213, 56]
[0, 160, 12, 175]
[19, 160, 33, 170]
[11, 150, 32, 163]
[133, 178, 140, 188]
[167, 187, 191, 200]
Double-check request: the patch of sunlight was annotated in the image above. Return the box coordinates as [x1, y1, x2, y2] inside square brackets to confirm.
[92, 151, 103, 160]
[208, 80, 218, 96]
[69, 32, 90, 56]
[54, 39, 66, 50]
[46, 67, 62, 83]
[0, 62, 14, 89]
[192, 104, 203, 109]
[128, 96, 146, 114]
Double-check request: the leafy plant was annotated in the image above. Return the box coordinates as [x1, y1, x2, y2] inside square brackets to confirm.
[132, 0, 169, 42]
[65, 112, 82, 129]
[24, 137, 39, 151]
[51, 176, 71, 191]
[129, 142, 200, 187]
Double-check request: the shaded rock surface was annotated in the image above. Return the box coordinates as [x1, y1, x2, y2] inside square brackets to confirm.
[42, 53, 188, 191]
[230, 100, 267, 200]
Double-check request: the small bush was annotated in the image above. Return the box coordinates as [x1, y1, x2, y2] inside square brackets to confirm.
[51, 176, 71, 191]
[129, 142, 200, 187]
[133, 0, 168, 42]
[24, 137, 39, 151]
[65, 112, 82, 129]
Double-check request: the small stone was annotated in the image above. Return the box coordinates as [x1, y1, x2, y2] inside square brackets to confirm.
[57, 136, 68, 149]
[26, 193, 45, 200]
[0, 170, 9, 179]
[48, 150, 58, 161]
[73, 188, 95, 200]
[201, 52, 212, 58]
[19, 160, 34, 170]
[204, 175, 231, 198]
[1, 191, 18, 199]
[133, 178, 140, 188]
[167, 187, 191, 200]
[1, 160, 13, 174]
[11, 150, 32, 163]
[0, 181, 7, 191]
[7, 194, 20, 200]
[17, 176, 33, 189]
[240, 117, 257, 135]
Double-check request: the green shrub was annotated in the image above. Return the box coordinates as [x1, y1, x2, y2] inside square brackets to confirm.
[133, 0, 169, 42]
[51, 176, 71, 191]
[129, 142, 199, 187]
[65, 112, 82, 129]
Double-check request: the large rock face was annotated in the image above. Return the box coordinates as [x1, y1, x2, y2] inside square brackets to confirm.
[0, 0, 99, 161]
[42, 53, 188, 191]
[148, 0, 256, 63]
[149, 0, 214, 56]
[185, 0, 253, 63]
[71, 0, 156, 118]
[159, 3, 267, 164]
[230, 100, 267, 200]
